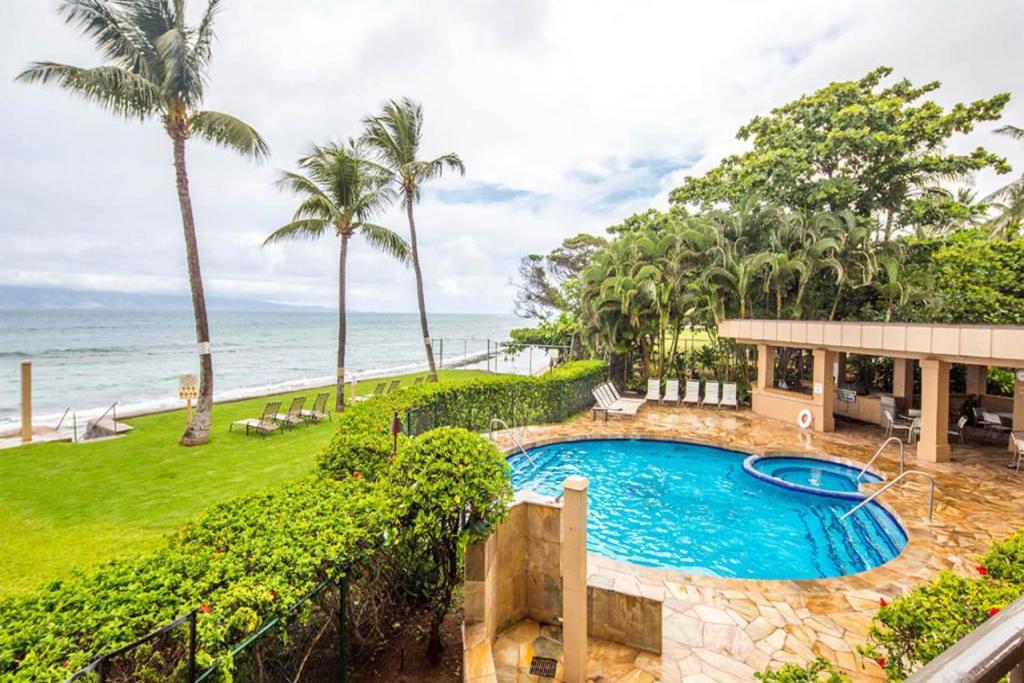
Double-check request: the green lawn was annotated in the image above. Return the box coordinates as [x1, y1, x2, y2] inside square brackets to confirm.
[0, 369, 488, 598]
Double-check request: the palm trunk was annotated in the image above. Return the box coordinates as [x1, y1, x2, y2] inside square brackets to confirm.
[171, 130, 213, 446]
[336, 232, 350, 412]
[406, 192, 438, 381]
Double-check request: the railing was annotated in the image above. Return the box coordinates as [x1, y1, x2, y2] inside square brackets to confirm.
[857, 437, 905, 481]
[905, 593, 1024, 682]
[489, 418, 535, 467]
[842, 470, 936, 522]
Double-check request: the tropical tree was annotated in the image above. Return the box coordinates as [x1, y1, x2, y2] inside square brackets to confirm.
[18, 0, 268, 445]
[362, 98, 464, 382]
[265, 141, 409, 411]
[984, 125, 1024, 240]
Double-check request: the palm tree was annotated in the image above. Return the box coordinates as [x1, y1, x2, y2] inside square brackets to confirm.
[265, 141, 409, 411]
[18, 0, 268, 446]
[362, 98, 464, 382]
[984, 125, 1024, 240]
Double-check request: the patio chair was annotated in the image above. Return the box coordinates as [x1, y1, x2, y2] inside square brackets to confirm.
[682, 380, 701, 406]
[276, 396, 306, 429]
[301, 391, 331, 423]
[981, 411, 1012, 443]
[884, 410, 917, 444]
[591, 382, 641, 420]
[645, 379, 662, 402]
[605, 381, 646, 408]
[385, 379, 402, 394]
[720, 382, 739, 409]
[1010, 433, 1023, 473]
[229, 400, 281, 437]
[702, 381, 720, 408]
[948, 415, 968, 444]
[662, 379, 680, 404]
[354, 382, 386, 403]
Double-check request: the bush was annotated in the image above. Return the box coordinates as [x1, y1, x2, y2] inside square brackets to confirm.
[387, 428, 513, 657]
[861, 529, 1024, 681]
[755, 658, 850, 682]
[318, 431, 403, 481]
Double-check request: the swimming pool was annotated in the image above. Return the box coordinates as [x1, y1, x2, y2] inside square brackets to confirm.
[509, 439, 907, 580]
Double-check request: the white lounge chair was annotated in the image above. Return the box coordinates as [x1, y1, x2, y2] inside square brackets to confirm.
[702, 381, 720, 407]
[605, 381, 646, 408]
[645, 379, 662, 402]
[720, 382, 738, 409]
[682, 380, 700, 406]
[591, 382, 642, 420]
[662, 379, 680, 404]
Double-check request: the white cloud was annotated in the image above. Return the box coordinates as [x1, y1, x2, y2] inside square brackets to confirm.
[0, 0, 1021, 313]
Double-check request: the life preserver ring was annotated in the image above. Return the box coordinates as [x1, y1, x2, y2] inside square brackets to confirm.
[797, 409, 813, 430]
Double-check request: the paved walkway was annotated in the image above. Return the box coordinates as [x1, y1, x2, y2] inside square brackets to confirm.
[492, 405, 1024, 682]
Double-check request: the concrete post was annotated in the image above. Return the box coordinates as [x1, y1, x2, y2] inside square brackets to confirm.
[893, 358, 915, 410]
[1011, 373, 1023, 454]
[965, 364, 987, 397]
[919, 359, 951, 463]
[20, 360, 32, 443]
[561, 476, 589, 683]
[812, 349, 836, 432]
[836, 352, 847, 386]
[756, 344, 774, 391]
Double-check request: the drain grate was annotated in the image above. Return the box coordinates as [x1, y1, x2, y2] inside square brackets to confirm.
[529, 656, 558, 677]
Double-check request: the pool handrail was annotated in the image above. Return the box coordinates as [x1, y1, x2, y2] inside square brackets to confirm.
[842, 469, 936, 522]
[856, 437, 905, 482]
[488, 417, 536, 467]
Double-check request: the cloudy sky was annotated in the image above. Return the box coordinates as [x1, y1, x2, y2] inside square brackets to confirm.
[1, 0, 1021, 314]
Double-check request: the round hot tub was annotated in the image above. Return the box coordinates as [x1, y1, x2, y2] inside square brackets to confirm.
[744, 455, 882, 498]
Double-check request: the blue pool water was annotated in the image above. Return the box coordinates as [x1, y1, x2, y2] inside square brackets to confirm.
[509, 439, 907, 580]
[749, 456, 882, 493]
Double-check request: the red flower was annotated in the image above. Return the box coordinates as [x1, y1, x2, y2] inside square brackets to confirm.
[214, 548, 223, 556]
[353, 471, 363, 479]
[879, 597, 888, 607]
[198, 603, 212, 614]
[988, 607, 1001, 618]
[63, 661, 69, 668]
[976, 565, 989, 576]
[875, 658, 887, 668]
[270, 590, 279, 600]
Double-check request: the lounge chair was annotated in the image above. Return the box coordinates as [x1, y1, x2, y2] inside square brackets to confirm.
[1010, 433, 1023, 473]
[948, 415, 967, 444]
[354, 382, 386, 403]
[276, 396, 306, 429]
[702, 381, 720, 407]
[645, 379, 662, 402]
[591, 382, 642, 420]
[301, 391, 331, 423]
[662, 379, 680, 404]
[682, 380, 700, 406]
[230, 400, 282, 437]
[385, 379, 402, 394]
[605, 381, 645, 408]
[720, 382, 738, 409]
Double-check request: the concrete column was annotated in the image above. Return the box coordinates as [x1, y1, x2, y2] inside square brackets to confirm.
[893, 358, 915, 410]
[1012, 373, 1023, 453]
[836, 352, 848, 386]
[756, 344, 775, 391]
[919, 359, 951, 463]
[965, 364, 987, 397]
[20, 360, 32, 443]
[561, 476, 589, 683]
[813, 349, 836, 432]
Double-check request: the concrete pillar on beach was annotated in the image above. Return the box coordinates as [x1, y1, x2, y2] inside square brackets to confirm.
[20, 360, 32, 443]
[919, 359, 951, 463]
[561, 476, 588, 683]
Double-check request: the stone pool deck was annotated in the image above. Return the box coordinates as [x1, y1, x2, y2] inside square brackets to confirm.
[489, 404, 1024, 682]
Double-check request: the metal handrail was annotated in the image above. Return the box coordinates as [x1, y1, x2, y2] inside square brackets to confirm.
[842, 469, 936, 522]
[488, 418, 535, 467]
[857, 437, 905, 481]
[55, 407, 72, 432]
[91, 401, 119, 427]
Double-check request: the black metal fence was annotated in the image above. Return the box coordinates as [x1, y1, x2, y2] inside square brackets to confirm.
[66, 575, 348, 683]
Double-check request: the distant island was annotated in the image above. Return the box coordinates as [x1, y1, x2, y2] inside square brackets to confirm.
[0, 285, 330, 312]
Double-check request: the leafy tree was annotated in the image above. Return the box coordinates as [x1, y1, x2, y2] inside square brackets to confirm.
[18, 0, 268, 445]
[387, 427, 512, 658]
[755, 658, 850, 683]
[514, 233, 608, 320]
[362, 98, 464, 382]
[669, 67, 1009, 240]
[984, 125, 1024, 239]
[265, 141, 409, 411]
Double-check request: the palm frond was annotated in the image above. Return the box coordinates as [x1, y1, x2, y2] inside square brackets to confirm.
[189, 110, 269, 160]
[263, 219, 331, 246]
[15, 62, 162, 118]
[193, 0, 221, 67]
[56, 0, 157, 72]
[995, 125, 1024, 142]
[358, 223, 411, 263]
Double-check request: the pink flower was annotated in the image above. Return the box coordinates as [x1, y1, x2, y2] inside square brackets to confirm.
[353, 471, 363, 479]
[198, 603, 212, 614]
[976, 565, 989, 576]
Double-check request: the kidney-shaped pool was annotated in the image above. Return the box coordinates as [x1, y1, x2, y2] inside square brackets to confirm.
[509, 439, 907, 580]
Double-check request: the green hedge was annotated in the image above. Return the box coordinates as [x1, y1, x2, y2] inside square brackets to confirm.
[861, 529, 1024, 680]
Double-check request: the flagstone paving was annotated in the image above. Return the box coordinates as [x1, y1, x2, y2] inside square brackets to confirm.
[490, 404, 1024, 681]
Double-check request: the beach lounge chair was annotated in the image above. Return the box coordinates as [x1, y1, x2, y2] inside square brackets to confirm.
[645, 379, 662, 402]
[605, 381, 646, 408]
[720, 382, 739, 409]
[230, 400, 281, 437]
[662, 379, 680, 404]
[682, 380, 700, 406]
[276, 396, 306, 429]
[385, 379, 402, 394]
[301, 391, 331, 423]
[354, 382, 386, 403]
[702, 381, 720, 407]
[591, 382, 642, 420]
[948, 415, 968, 444]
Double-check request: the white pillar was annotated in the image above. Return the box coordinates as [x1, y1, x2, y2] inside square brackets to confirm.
[919, 359, 951, 463]
[20, 360, 32, 443]
[561, 476, 588, 683]
[813, 349, 836, 432]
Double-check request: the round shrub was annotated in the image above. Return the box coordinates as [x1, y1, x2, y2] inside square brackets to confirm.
[318, 431, 402, 481]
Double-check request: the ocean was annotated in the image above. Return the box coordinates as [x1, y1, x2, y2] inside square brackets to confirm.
[0, 310, 526, 430]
